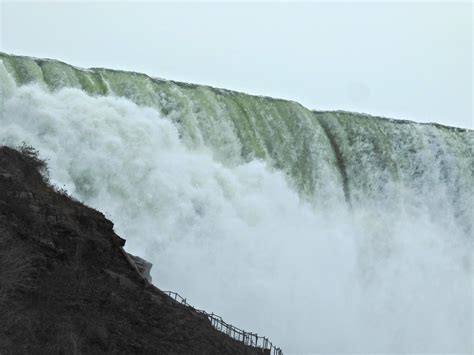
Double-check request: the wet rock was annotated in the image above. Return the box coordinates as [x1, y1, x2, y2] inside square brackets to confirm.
[0, 146, 262, 354]
[126, 252, 153, 283]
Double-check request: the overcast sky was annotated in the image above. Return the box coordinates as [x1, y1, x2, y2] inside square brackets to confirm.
[1, 1, 472, 128]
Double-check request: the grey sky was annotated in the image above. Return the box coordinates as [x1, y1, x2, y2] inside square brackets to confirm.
[1, 1, 472, 128]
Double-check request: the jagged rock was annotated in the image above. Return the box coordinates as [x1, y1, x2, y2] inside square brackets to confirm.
[0, 146, 263, 354]
[126, 252, 153, 283]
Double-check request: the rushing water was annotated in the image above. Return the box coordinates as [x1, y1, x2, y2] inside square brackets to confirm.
[0, 53, 472, 353]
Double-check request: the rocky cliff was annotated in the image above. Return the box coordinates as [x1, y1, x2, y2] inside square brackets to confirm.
[0, 146, 263, 354]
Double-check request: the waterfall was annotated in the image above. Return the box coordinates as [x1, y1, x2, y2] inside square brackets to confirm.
[0, 52, 472, 353]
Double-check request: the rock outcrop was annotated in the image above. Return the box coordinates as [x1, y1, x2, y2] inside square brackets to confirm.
[0, 146, 263, 354]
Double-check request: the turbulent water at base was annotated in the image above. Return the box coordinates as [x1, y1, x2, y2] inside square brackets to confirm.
[0, 53, 472, 353]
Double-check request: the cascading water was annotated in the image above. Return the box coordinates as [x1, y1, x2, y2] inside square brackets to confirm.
[0, 53, 472, 353]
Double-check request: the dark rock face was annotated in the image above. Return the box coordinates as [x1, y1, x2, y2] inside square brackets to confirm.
[0, 146, 262, 354]
[126, 252, 153, 283]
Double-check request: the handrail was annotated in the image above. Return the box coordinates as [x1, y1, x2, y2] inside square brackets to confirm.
[163, 290, 283, 355]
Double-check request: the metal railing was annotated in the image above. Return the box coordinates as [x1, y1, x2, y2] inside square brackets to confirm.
[163, 290, 283, 355]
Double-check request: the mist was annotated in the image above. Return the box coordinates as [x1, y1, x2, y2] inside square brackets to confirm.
[0, 62, 471, 353]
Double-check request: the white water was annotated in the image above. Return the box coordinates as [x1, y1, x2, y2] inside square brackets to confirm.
[0, 68, 472, 353]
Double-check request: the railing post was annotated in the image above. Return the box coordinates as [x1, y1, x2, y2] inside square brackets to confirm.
[163, 289, 282, 354]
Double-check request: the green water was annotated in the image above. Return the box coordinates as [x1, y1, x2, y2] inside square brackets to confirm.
[1, 52, 471, 231]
